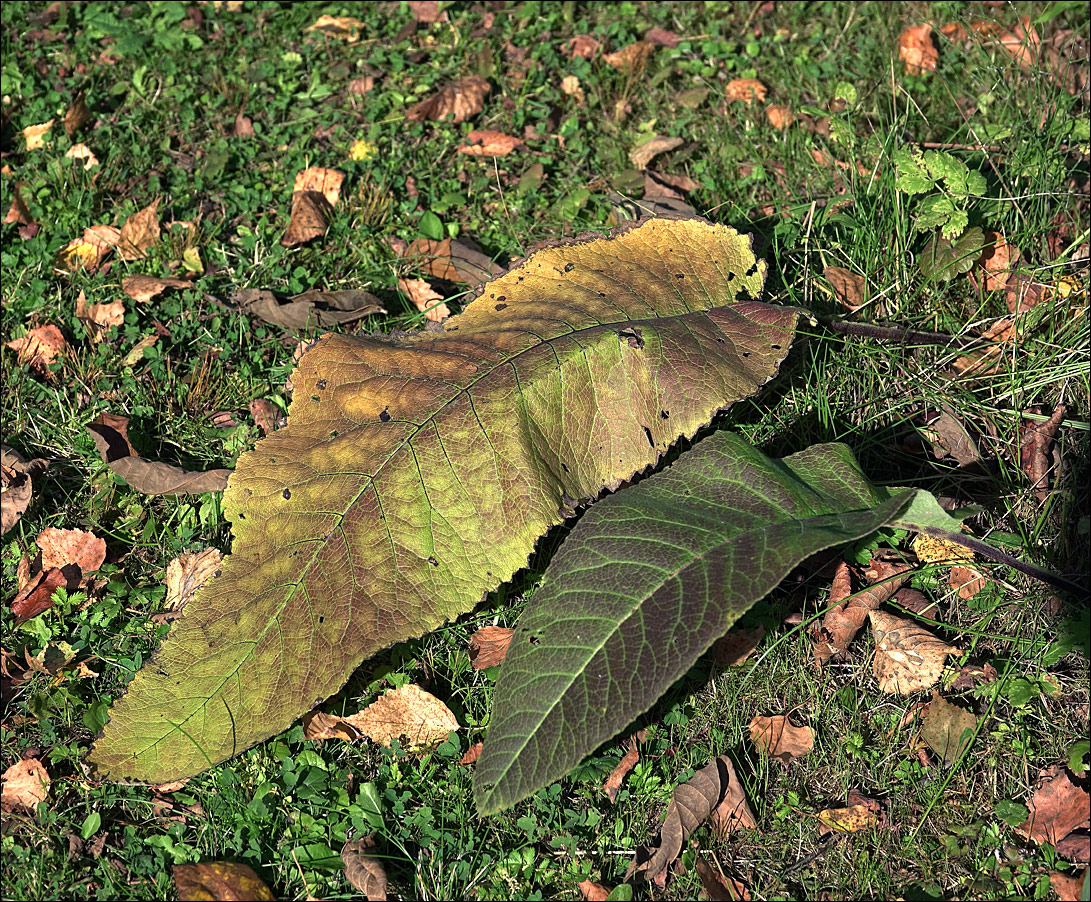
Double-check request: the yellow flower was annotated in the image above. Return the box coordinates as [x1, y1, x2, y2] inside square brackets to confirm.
[350, 138, 378, 162]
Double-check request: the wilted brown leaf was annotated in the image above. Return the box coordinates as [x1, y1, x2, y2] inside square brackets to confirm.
[226, 287, 384, 330]
[172, 862, 276, 902]
[3, 183, 32, 225]
[281, 168, 344, 248]
[348, 75, 375, 97]
[824, 266, 866, 311]
[5, 325, 69, 376]
[708, 756, 757, 837]
[644, 170, 699, 198]
[308, 685, 459, 749]
[626, 755, 747, 884]
[603, 41, 653, 72]
[577, 880, 612, 902]
[976, 232, 1019, 292]
[459, 741, 483, 765]
[629, 135, 684, 170]
[57, 224, 120, 273]
[468, 625, 514, 669]
[1021, 403, 1065, 503]
[75, 291, 124, 336]
[249, 399, 279, 436]
[11, 568, 66, 623]
[560, 74, 585, 105]
[87, 413, 231, 495]
[765, 104, 795, 130]
[63, 91, 93, 138]
[121, 275, 192, 304]
[118, 200, 161, 261]
[644, 27, 683, 48]
[294, 167, 344, 206]
[65, 143, 99, 169]
[1, 446, 46, 535]
[458, 130, 522, 157]
[399, 237, 503, 286]
[165, 549, 223, 614]
[37, 526, 106, 574]
[564, 35, 601, 59]
[407, 1, 446, 23]
[603, 732, 644, 804]
[920, 691, 977, 762]
[1, 758, 50, 813]
[23, 120, 53, 150]
[398, 277, 451, 322]
[406, 76, 490, 124]
[923, 407, 980, 467]
[1016, 764, 1091, 853]
[1050, 869, 1089, 902]
[814, 559, 911, 665]
[725, 79, 767, 105]
[749, 715, 814, 762]
[304, 14, 364, 42]
[899, 24, 938, 75]
[342, 835, 388, 900]
[695, 858, 751, 901]
[870, 610, 958, 695]
[817, 791, 883, 835]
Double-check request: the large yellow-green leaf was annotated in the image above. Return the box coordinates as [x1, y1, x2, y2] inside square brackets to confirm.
[88, 217, 805, 782]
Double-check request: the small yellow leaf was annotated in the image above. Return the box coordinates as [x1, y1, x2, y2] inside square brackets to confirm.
[23, 120, 54, 150]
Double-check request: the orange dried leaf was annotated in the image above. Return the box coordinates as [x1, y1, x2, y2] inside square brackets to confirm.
[293, 167, 344, 207]
[1016, 764, 1091, 849]
[65, 143, 100, 169]
[458, 130, 522, 157]
[11, 568, 66, 623]
[122, 275, 192, 304]
[406, 76, 490, 124]
[765, 104, 795, 130]
[976, 232, 1019, 292]
[468, 625, 514, 669]
[603, 733, 642, 803]
[870, 609, 958, 695]
[64, 91, 93, 137]
[603, 41, 654, 72]
[118, 200, 161, 261]
[1, 758, 51, 813]
[725, 79, 767, 105]
[75, 292, 124, 332]
[899, 24, 938, 75]
[824, 266, 866, 311]
[398, 277, 451, 322]
[304, 14, 364, 43]
[577, 880, 612, 902]
[313, 685, 459, 749]
[36, 526, 106, 574]
[5, 325, 69, 375]
[165, 549, 223, 613]
[3, 183, 32, 225]
[564, 35, 601, 59]
[629, 135, 684, 170]
[748, 715, 814, 762]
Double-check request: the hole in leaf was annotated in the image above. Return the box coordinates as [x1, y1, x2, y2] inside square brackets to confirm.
[561, 463, 570, 473]
[495, 303, 508, 311]
[643, 426, 654, 447]
[428, 556, 439, 567]
[660, 410, 670, 419]
[379, 408, 391, 422]
[316, 379, 327, 390]
[283, 489, 291, 500]
[564, 262, 575, 272]
[675, 273, 685, 279]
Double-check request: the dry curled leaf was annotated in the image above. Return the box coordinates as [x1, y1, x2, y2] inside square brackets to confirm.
[304, 14, 364, 42]
[172, 862, 276, 902]
[308, 685, 459, 749]
[11, 567, 66, 623]
[814, 559, 911, 665]
[564, 35, 601, 59]
[920, 691, 977, 762]
[603, 40, 654, 72]
[603, 732, 645, 804]
[870, 610, 958, 695]
[976, 232, 1019, 292]
[1016, 764, 1091, 852]
[765, 104, 796, 130]
[824, 266, 866, 311]
[342, 836, 388, 901]
[749, 715, 814, 762]
[708, 756, 757, 837]
[710, 624, 766, 669]
[398, 277, 451, 322]
[629, 135, 684, 170]
[121, 275, 192, 304]
[75, 292, 124, 335]
[2, 445, 46, 535]
[725, 79, 767, 105]
[560, 75, 585, 105]
[644, 26, 683, 48]
[695, 858, 752, 901]
[407, 1, 446, 23]
[118, 200, 161, 261]
[577, 880, 612, 902]
[458, 130, 522, 157]
[468, 625, 514, 669]
[165, 549, 223, 614]
[57, 224, 120, 274]
[23, 120, 53, 150]
[65, 143, 99, 169]
[87, 413, 230, 496]
[63, 91, 92, 137]
[6, 326, 69, 379]
[225, 287, 384, 330]
[626, 755, 746, 884]
[817, 791, 883, 835]
[899, 24, 938, 75]
[3, 183, 33, 225]
[398, 237, 503, 286]
[1021, 404, 1065, 503]
[37, 527, 106, 574]
[1, 758, 50, 813]
[406, 75, 490, 124]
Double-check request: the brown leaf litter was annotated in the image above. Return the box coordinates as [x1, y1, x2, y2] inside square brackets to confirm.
[869, 610, 959, 695]
[749, 715, 814, 762]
